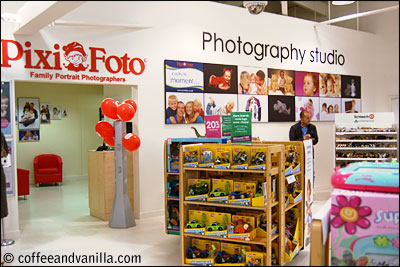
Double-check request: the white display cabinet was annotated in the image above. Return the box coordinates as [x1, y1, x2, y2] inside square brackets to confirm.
[335, 112, 398, 167]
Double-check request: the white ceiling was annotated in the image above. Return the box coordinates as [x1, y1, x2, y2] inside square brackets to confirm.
[1, 1, 28, 14]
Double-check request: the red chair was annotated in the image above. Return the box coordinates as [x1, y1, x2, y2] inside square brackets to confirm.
[17, 168, 30, 199]
[33, 154, 63, 186]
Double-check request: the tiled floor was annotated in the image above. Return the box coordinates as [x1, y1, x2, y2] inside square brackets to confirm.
[2, 177, 327, 266]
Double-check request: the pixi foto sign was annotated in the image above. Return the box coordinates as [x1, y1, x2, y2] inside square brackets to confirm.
[1, 39, 146, 83]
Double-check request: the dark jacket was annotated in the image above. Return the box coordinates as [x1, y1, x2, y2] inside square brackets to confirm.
[289, 121, 318, 145]
[1, 131, 9, 218]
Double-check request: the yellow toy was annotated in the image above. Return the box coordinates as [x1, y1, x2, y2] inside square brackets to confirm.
[214, 145, 232, 169]
[184, 145, 200, 168]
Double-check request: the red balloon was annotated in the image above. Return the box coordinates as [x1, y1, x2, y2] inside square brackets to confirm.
[95, 121, 114, 138]
[122, 133, 141, 151]
[117, 103, 135, 121]
[101, 98, 118, 120]
[104, 137, 115, 147]
[124, 99, 137, 112]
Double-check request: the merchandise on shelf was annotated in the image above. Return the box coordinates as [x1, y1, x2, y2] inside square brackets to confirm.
[285, 145, 300, 176]
[167, 179, 179, 198]
[184, 210, 208, 235]
[257, 213, 278, 237]
[245, 251, 265, 266]
[184, 145, 200, 168]
[214, 145, 232, 169]
[199, 145, 216, 168]
[231, 146, 251, 169]
[228, 215, 257, 241]
[205, 212, 231, 238]
[185, 239, 220, 265]
[229, 180, 257, 206]
[166, 202, 180, 231]
[186, 179, 210, 201]
[249, 147, 267, 170]
[208, 179, 233, 203]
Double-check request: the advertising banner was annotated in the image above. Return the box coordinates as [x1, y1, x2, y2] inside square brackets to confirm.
[303, 139, 314, 247]
[221, 115, 232, 137]
[205, 115, 221, 138]
[231, 112, 252, 143]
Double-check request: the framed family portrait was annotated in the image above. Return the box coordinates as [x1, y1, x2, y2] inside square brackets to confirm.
[39, 102, 51, 124]
[19, 130, 40, 142]
[17, 97, 40, 130]
[51, 106, 62, 120]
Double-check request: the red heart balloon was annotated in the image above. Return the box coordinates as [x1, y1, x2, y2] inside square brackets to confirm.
[122, 133, 141, 151]
[116, 103, 135, 121]
[95, 121, 114, 138]
[104, 136, 115, 147]
[124, 99, 137, 112]
[101, 98, 118, 120]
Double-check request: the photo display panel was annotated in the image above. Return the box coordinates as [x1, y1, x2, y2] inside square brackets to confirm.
[164, 59, 361, 124]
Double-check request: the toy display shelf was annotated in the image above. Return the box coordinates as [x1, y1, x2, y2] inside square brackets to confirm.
[164, 138, 230, 236]
[336, 147, 397, 150]
[179, 143, 288, 266]
[252, 141, 305, 253]
[336, 157, 397, 161]
[335, 131, 397, 135]
[335, 139, 397, 142]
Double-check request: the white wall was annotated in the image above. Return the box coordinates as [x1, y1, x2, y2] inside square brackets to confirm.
[1, 1, 398, 224]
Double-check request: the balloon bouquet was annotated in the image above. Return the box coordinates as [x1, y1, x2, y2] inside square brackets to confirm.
[95, 98, 140, 151]
[95, 98, 140, 228]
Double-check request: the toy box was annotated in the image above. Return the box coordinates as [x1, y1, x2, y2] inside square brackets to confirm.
[215, 243, 250, 266]
[166, 179, 179, 199]
[245, 251, 265, 266]
[331, 162, 399, 193]
[184, 145, 200, 168]
[214, 145, 232, 169]
[208, 179, 233, 203]
[185, 238, 220, 265]
[256, 213, 278, 237]
[166, 202, 180, 231]
[186, 179, 210, 201]
[231, 146, 251, 170]
[288, 190, 302, 204]
[184, 210, 209, 235]
[249, 147, 267, 170]
[205, 212, 231, 238]
[331, 189, 399, 266]
[199, 145, 216, 168]
[229, 181, 257, 206]
[284, 218, 300, 263]
[228, 215, 257, 241]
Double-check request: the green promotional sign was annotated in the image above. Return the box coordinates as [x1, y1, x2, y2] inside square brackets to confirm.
[221, 115, 232, 137]
[231, 112, 252, 143]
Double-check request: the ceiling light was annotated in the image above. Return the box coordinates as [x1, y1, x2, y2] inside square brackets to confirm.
[332, 1, 355, 6]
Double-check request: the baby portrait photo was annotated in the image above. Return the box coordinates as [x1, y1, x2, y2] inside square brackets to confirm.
[319, 98, 341, 121]
[342, 98, 361, 113]
[268, 95, 295, 122]
[165, 60, 204, 93]
[295, 71, 320, 97]
[319, 73, 341, 97]
[341, 75, 361, 98]
[267, 69, 295, 96]
[165, 92, 204, 124]
[17, 97, 40, 130]
[204, 93, 237, 116]
[237, 94, 268, 123]
[237, 66, 268, 95]
[295, 97, 320, 121]
[203, 63, 238, 94]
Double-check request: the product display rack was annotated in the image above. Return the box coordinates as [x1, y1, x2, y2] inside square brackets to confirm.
[335, 131, 398, 167]
[164, 138, 230, 235]
[179, 143, 304, 266]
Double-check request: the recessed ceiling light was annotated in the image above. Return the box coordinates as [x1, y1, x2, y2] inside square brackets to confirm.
[332, 1, 355, 6]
